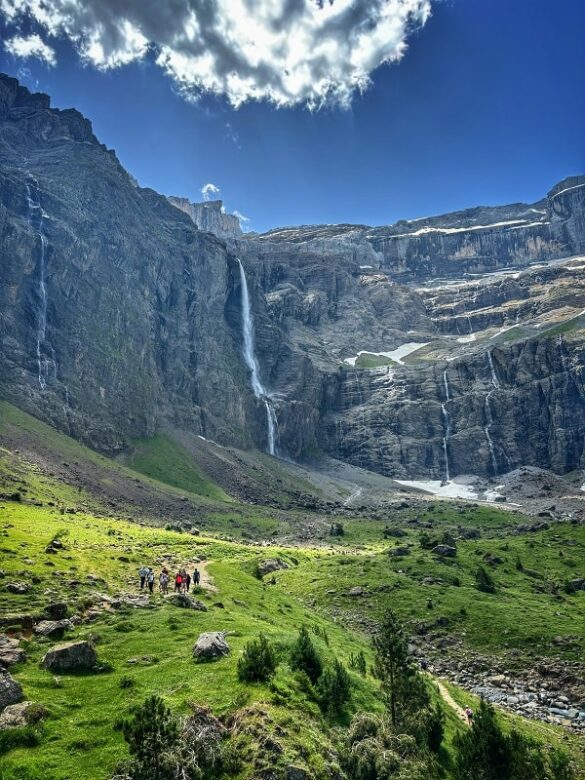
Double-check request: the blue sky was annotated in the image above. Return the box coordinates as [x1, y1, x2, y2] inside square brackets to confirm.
[1, 0, 583, 233]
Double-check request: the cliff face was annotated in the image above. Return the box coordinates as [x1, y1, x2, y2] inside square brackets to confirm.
[0, 74, 261, 453]
[168, 196, 242, 239]
[1, 72, 584, 481]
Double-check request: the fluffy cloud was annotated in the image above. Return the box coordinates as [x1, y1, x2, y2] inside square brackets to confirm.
[0, 0, 431, 107]
[201, 182, 220, 200]
[4, 33, 56, 66]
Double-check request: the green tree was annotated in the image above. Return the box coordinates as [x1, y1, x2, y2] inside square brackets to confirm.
[237, 634, 277, 683]
[290, 626, 322, 684]
[121, 695, 179, 780]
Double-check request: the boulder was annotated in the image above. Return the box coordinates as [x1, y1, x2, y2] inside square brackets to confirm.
[0, 634, 25, 666]
[43, 602, 68, 620]
[34, 619, 73, 638]
[388, 546, 410, 557]
[348, 586, 367, 597]
[193, 632, 230, 662]
[5, 582, 29, 595]
[41, 640, 97, 673]
[257, 558, 289, 577]
[0, 671, 23, 710]
[0, 701, 44, 729]
[431, 545, 457, 558]
[165, 593, 208, 611]
[569, 578, 585, 592]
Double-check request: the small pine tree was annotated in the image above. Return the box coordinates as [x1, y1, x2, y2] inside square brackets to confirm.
[319, 659, 351, 716]
[290, 626, 322, 684]
[349, 650, 367, 677]
[454, 699, 511, 780]
[237, 634, 277, 683]
[121, 695, 179, 780]
[475, 566, 496, 594]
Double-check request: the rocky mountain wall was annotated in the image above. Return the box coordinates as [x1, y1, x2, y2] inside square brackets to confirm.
[168, 196, 242, 239]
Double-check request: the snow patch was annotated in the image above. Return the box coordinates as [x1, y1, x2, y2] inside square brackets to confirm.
[389, 219, 533, 239]
[344, 342, 428, 367]
[395, 479, 478, 500]
[457, 334, 476, 343]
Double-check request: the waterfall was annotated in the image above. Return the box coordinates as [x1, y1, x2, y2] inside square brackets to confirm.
[442, 369, 451, 402]
[484, 393, 498, 474]
[26, 176, 54, 390]
[487, 350, 500, 388]
[237, 258, 277, 456]
[441, 404, 451, 482]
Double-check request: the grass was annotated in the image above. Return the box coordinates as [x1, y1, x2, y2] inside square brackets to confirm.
[124, 434, 229, 501]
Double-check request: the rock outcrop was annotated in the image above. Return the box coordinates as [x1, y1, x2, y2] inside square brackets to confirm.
[168, 196, 242, 239]
[41, 640, 97, 673]
[193, 632, 230, 661]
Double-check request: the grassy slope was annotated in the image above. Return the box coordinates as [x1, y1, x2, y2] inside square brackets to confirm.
[123, 433, 230, 501]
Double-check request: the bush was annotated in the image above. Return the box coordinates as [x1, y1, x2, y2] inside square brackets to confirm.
[237, 634, 277, 683]
[0, 725, 40, 755]
[290, 626, 322, 684]
[349, 650, 367, 677]
[119, 695, 179, 780]
[119, 676, 135, 689]
[319, 660, 351, 716]
[475, 566, 496, 594]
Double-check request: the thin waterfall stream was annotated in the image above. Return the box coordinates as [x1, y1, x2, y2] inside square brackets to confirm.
[26, 175, 54, 389]
[441, 369, 452, 482]
[237, 258, 278, 455]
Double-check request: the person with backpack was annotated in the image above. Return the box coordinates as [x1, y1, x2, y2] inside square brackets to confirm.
[464, 706, 474, 726]
[147, 568, 155, 594]
[159, 570, 169, 594]
[193, 567, 201, 587]
[185, 572, 192, 592]
[175, 572, 182, 592]
[139, 565, 148, 590]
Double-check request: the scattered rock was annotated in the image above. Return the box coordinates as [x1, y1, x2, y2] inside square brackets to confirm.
[165, 593, 208, 611]
[41, 640, 97, 673]
[193, 632, 230, 662]
[0, 701, 46, 729]
[33, 619, 73, 639]
[431, 545, 457, 558]
[348, 586, 367, 597]
[43, 602, 68, 620]
[257, 559, 289, 577]
[5, 582, 30, 595]
[0, 670, 23, 710]
[0, 634, 25, 666]
[388, 546, 410, 557]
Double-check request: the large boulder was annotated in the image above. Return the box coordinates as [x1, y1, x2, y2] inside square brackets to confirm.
[0, 671, 23, 710]
[193, 632, 230, 662]
[34, 619, 73, 639]
[0, 635, 25, 667]
[257, 559, 289, 578]
[165, 593, 208, 611]
[43, 602, 69, 620]
[41, 641, 97, 673]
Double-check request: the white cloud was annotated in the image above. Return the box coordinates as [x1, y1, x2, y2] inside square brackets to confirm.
[0, 0, 432, 107]
[201, 182, 220, 201]
[233, 209, 250, 230]
[4, 33, 56, 66]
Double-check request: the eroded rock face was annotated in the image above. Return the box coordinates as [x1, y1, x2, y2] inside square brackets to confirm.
[41, 640, 97, 673]
[193, 632, 230, 661]
[257, 559, 289, 577]
[168, 197, 242, 239]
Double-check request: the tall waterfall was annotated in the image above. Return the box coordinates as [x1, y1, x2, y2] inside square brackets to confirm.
[237, 259, 278, 456]
[487, 350, 500, 388]
[26, 176, 53, 390]
[484, 393, 498, 474]
[441, 369, 452, 482]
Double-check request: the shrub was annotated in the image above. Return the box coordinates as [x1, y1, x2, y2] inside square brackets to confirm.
[290, 626, 322, 684]
[349, 650, 367, 677]
[119, 695, 179, 780]
[475, 566, 496, 594]
[119, 676, 135, 690]
[319, 660, 351, 716]
[237, 634, 277, 683]
[0, 726, 40, 755]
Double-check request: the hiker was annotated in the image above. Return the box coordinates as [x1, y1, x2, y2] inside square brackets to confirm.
[147, 568, 155, 594]
[139, 565, 148, 590]
[175, 572, 183, 592]
[159, 571, 169, 594]
[420, 658, 428, 671]
[464, 706, 473, 726]
[193, 567, 201, 587]
[180, 568, 188, 593]
[185, 572, 192, 592]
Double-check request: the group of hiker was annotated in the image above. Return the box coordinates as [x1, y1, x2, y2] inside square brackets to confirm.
[138, 565, 201, 595]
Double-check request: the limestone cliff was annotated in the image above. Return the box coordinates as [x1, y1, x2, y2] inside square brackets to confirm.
[168, 196, 242, 239]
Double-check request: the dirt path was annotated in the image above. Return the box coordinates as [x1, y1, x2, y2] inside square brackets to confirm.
[195, 560, 217, 593]
[430, 675, 469, 726]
